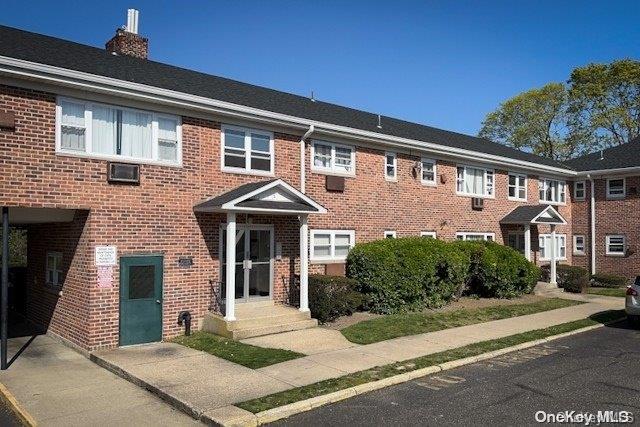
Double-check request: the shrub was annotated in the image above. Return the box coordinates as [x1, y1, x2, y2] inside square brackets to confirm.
[308, 275, 364, 324]
[540, 264, 579, 288]
[560, 266, 590, 293]
[590, 273, 627, 288]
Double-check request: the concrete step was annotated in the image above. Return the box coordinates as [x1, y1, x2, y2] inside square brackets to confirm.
[231, 319, 318, 340]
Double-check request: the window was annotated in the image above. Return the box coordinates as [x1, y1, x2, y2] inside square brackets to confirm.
[46, 252, 63, 287]
[606, 178, 625, 199]
[311, 141, 355, 176]
[574, 181, 585, 201]
[384, 231, 397, 239]
[507, 233, 525, 254]
[420, 231, 437, 238]
[573, 235, 585, 255]
[456, 165, 494, 197]
[221, 125, 274, 175]
[456, 232, 495, 241]
[606, 235, 626, 256]
[508, 172, 527, 201]
[539, 234, 567, 260]
[385, 152, 397, 181]
[538, 178, 566, 204]
[421, 158, 437, 185]
[56, 97, 181, 165]
[310, 230, 355, 261]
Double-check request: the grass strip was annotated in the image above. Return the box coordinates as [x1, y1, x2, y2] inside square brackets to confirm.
[237, 309, 625, 413]
[172, 331, 303, 369]
[341, 297, 583, 344]
[587, 287, 627, 298]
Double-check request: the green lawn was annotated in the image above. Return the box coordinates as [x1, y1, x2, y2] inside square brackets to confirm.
[587, 287, 627, 298]
[237, 309, 625, 413]
[172, 331, 303, 369]
[341, 298, 583, 344]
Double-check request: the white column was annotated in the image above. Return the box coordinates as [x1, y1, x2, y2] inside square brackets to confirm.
[225, 212, 236, 321]
[524, 224, 531, 262]
[550, 224, 557, 286]
[299, 214, 309, 312]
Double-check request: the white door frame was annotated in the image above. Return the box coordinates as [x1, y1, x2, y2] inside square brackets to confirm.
[219, 223, 274, 302]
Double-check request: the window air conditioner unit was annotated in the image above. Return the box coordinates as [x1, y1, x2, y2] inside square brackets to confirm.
[472, 197, 484, 210]
[107, 162, 140, 184]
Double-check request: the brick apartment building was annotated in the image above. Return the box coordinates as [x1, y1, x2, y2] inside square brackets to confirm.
[0, 13, 636, 353]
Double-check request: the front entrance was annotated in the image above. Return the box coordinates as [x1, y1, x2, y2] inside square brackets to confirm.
[119, 255, 163, 346]
[221, 224, 273, 301]
[507, 232, 526, 255]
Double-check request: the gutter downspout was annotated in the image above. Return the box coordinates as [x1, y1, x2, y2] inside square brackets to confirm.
[588, 175, 596, 275]
[300, 125, 315, 194]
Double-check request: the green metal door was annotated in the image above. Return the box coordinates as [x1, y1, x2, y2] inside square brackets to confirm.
[119, 255, 163, 346]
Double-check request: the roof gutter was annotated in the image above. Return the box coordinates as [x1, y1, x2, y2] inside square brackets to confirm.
[587, 174, 596, 275]
[576, 165, 640, 177]
[0, 55, 576, 176]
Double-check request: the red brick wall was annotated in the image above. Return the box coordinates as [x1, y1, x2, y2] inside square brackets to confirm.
[105, 29, 149, 59]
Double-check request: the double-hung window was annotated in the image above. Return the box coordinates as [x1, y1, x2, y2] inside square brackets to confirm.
[57, 97, 181, 165]
[538, 178, 566, 204]
[456, 165, 494, 197]
[385, 152, 397, 181]
[421, 158, 436, 185]
[606, 178, 625, 199]
[539, 234, 566, 260]
[573, 235, 585, 255]
[508, 172, 527, 201]
[46, 252, 63, 287]
[606, 235, 626, 256]
[310, 230, 355, 261]
[221, 125, 274, 175]
[311, 141, 355, 176]
[574, 181, 585, 201]
[456, 232, 495, 241]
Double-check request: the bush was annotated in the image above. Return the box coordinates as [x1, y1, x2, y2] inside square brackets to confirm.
[590, 273, 627, 288]
[561, 266, 590, 293]
[540, 264, 579, 288]
[346, 237, 538, 314]
[308, 275, 364, 324]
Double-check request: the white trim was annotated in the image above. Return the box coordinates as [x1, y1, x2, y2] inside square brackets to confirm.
[507, 171, 527, 202]
[220, 124, 275, 176]
[384, 230, 397, 239]
[606, 178, 626, 199]
[310, 229, 355, 262]
[420, 231, 437, 238]
[455, 232, 495, 241]
[573, 181, 586, 201]
[310, 140, 356, 177]
[573, 234, 586, 255]
[539, 233, 567, 261]
[455, 164, 495, 199]
[576, 166, 640, 177]
[605, 235, 626, 256]
[531, 205, 567, 225]
[0, 55, 577, 176]
[420, 158, 437, 186]
[384, 151, 397, 181]
[538, 177, 567, 205]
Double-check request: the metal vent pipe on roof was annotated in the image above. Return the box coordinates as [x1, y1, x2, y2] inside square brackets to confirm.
[126, 9, 139, 34]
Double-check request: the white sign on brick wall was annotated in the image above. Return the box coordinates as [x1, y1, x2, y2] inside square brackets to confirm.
[95, 246, 117, 266]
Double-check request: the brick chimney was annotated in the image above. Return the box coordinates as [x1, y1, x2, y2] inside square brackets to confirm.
[105, 9, 148, 59]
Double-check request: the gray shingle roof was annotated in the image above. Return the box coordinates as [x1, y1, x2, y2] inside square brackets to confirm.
[0, 25, 571, 170]
[194, 180, 277, 210]
[500, 205, 566, 225]
[563, 138, 640, 172]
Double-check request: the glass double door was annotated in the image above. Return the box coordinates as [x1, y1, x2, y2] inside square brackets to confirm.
[221, 225, 273, 301]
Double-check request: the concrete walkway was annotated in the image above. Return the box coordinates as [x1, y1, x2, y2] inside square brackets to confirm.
[90, 292, 623, 420]
[0, 335, 199, 426]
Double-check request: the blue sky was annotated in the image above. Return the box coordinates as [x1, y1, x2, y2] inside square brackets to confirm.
[2, 1, 639, 135]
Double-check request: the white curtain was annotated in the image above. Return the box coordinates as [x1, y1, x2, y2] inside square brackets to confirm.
[465, 167, 484, 194]
[61, 101, 86, 151]
[92, 106, 117, 155]
[158, 118, 177, 161]
[121, 111, 152, 159]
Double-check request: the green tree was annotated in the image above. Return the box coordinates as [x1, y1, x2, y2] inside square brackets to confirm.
[478, 83, 576, 160]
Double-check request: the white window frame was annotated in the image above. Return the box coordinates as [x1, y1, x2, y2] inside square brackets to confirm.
[220, 124, 275, 176]
[605, 235, 626, 256]
[384, 230, 397, 239]
[538, 177, 566, 205]
[384, 152, 397, 181]
[311, 140, 356, 177]
[539, 234, 567, 261]
[574, 181, 586, 201]
[573, 235, 586, 255]
[421, 158, 437, 186]
[420, 231, 437, 238]
[606, 178, 626, 199]
[508, 172, 527, 202]
[507, 232, 526, 254]
[456, 165, 495, 198]
[310, 230, 355, 262]
[55, 96, 182, 167]
[455, 232, 495, 241]
[46, 251, 63, 287]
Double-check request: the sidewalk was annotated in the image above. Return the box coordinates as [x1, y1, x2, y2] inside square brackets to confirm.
[0, 335, 200, 426]
[92, 292, 623, 421]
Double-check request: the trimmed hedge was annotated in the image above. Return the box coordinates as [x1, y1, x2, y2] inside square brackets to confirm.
[308, 275, 365, 324]
[590, 273, 627, 288]
[540, 264, 578, 287]
[346, 238, 539, 314]
[540, 264, 590, 293]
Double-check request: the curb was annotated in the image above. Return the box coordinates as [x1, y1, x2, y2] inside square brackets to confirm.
[219, 319, 623, 426]
[0, 382, 37, 426]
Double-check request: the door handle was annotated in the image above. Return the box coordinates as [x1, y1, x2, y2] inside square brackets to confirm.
[156, 300, 161, 304]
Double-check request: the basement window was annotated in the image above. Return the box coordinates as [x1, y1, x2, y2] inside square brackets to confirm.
[456, 232, 495, 242]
